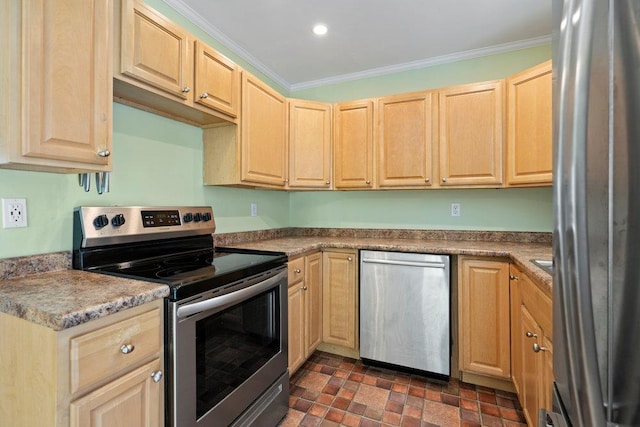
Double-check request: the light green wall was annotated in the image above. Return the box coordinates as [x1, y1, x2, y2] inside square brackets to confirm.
[289, 188, 552, 231]
[0, 104, 289, 258]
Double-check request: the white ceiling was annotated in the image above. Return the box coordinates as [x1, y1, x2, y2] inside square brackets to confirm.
[162, 0, 552, 91]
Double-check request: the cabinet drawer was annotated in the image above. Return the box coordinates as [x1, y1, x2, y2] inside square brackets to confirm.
[70, 308, 161, 394]
[288, 257, 305, 284]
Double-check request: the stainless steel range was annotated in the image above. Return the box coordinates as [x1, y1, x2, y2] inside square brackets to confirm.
[73, 206, 289, 427]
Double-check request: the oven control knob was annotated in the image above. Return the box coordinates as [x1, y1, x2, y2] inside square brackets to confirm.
[202, 212, 212, 222]
[183, 213, 193, 223]
[93, 214, 109, 229]
[111, 214, 126, 227]
[193, 213, 202, 222]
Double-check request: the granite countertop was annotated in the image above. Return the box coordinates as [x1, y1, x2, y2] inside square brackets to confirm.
[0, 270, 169, 331]
[222, 236, 553, 294]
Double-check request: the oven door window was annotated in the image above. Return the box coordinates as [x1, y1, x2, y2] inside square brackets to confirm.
[195, 287, 280, 418]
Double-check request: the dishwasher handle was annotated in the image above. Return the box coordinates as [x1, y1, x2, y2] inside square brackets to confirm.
[361, 258, 446, 269]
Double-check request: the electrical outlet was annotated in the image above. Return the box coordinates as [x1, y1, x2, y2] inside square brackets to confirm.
[451, 203, 461, 217]
[2, 198, 28, 228]
[250, 203, 258, 217]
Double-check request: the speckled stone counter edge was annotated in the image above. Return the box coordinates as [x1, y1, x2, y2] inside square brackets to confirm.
[213, 227, 552, 246]
[0, 251, 71, 280]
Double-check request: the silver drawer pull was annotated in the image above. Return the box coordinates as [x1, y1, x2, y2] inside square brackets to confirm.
[120, 344, 135, 354]
[532, 343, 548, 353]
[525, 331, 537, 339]
[294, 269, 301, 274]
[151, 371, 163, 383]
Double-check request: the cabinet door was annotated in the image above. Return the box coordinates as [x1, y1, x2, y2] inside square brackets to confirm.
[507, 61, 552, 186]
[439, 81, 504, 186]
[322, 251, 358, 349]
[520, 304, 543, 427]
[20, 0, 112, 167]
[288, 279, 306, 374]
[119, 0, 191, 98]
[305, 252, 323, 355]
[459, 258, 511, 378]
[288, 100, 332, 189]
[378, 93, 435, 188]
[241, 73, 287, 187]
[70, 359, 162, 427]
[334, 100, 374, 189]
[194, 40, 239, 118]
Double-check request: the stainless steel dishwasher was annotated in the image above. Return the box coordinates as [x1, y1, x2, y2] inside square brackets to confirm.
[360, 250, 450, 376]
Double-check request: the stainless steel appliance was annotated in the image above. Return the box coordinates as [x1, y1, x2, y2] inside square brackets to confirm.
[551, 1, 640, 425]
[73, 206, 289, 427]
[359, 250, 450, 377]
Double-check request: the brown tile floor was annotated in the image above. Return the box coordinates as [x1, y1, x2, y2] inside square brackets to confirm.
[280, 351, 527, 427]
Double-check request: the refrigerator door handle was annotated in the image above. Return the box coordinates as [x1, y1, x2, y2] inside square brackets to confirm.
[553, 0, 606, 425]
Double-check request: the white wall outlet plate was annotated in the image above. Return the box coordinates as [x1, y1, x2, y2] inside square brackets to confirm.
[451, 202, 461, 217]
[250, 203, 258, 217]
[2, 198, 28, 228]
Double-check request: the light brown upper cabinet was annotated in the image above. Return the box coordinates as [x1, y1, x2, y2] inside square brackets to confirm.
[439, 80, 505, 187]
[114, 0, 238, 125]
[377, 92, 437, 188]
[194, 41, 240, 118]
[333, 101, 375, 189]
[506, 61, 552, 186]
[241, 72, 288, 187]
[0, 0, 112, 173]
[288, 100, 332, 189]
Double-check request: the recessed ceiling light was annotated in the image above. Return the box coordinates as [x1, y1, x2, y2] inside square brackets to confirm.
[313, 24, 328, 36]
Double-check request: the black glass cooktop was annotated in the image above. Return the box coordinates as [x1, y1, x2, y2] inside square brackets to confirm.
[89, 248, 287, 301]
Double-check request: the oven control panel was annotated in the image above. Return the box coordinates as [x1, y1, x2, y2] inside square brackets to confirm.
[74, 206, 216, 248]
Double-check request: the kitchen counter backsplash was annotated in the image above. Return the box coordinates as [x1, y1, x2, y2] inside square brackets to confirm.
[0, 251, 71, 280]
[213, 227, 552, 247]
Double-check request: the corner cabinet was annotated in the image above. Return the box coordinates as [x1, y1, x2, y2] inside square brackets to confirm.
[0, 0, 113, 173]
[439, 80, 504, 187]
[509, 264, 554, 427]
[0, 300, 164, 427]
[506, 60, 552, 186]
[377, 92, 437, 188]
[288, 100, 333, 189]
[321, 250, 358, 355]
[333, 100, 375, 189]
[287, 252, 323, 374]
[241, 72, 288, 187]
[458, 257, 511, 380]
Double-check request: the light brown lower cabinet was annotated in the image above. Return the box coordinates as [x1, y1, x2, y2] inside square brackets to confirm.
[510, 264, 553, 427]
[0, 300, 163, 427]
[322, 250, 358, 352]
[287, 252, 322, 374]
[458, 257, 511, 379]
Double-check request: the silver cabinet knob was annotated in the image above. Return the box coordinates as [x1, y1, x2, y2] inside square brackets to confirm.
[284, 179, 289, 183]
[294, 269, 301, 274]
[97, 150, 111, 157]
[442, 177, 447, 182]
[182, 86, 191, 93]
[302, 286, 308, 291]
[509, 275, 519, 280]
[200, 92, 209, 99]
[347, 257, 353, 261]
[120, 344, 135, 354]
[425, 178, 430, 183]
[532, 343, 548, 353]
[325, 180, 331, 185]
[365, 180, 371, 185]
[525, 331, 537, 339]
[151, 371, 163, 383]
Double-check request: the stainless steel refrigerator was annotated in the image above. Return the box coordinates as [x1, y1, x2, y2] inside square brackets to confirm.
[551, 0, 640, 426]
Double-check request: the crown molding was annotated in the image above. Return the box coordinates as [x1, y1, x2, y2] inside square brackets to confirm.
[289, 35, 552, 92]
[161, 0, 291, 91]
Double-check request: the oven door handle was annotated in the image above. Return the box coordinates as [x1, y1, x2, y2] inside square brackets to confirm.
[176, 269, 286, 319]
